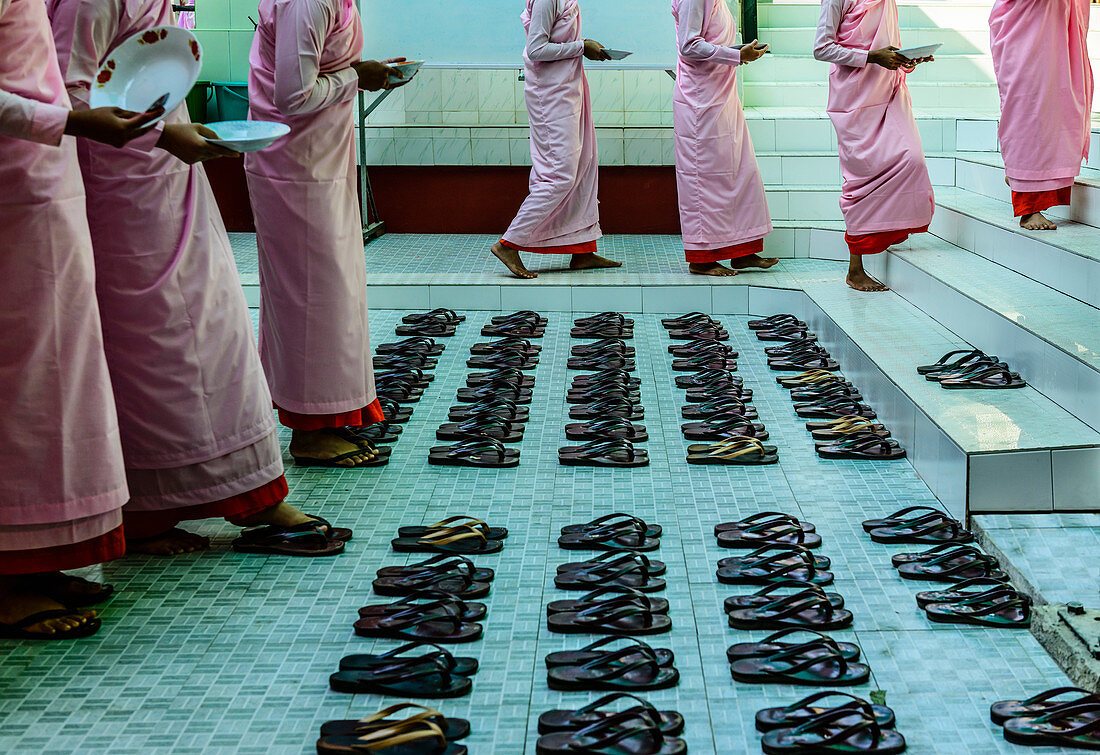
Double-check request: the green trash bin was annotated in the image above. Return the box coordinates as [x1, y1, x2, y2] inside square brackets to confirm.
[211, 81, 250, 122]
[184, 81, 212, 123]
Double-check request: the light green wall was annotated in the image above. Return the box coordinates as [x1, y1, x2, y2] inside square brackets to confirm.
[191, 0, 259, 81]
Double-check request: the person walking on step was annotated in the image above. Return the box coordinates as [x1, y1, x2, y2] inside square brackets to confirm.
[673, 0, 777, 277]
[814, 0, 935, 292]
[247, 0, 407, 467]
[46, 0, 351, 558]
[990, 0, 1093, 231]
[0, 0, 163, 639]
[489, 0, 621, 279]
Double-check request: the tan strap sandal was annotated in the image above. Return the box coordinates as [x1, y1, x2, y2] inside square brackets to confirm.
[350, 720, 447, 750]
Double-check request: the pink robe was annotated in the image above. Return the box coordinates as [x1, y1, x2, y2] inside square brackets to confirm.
[672, 0, 771, 263]
[815, 0, 934, 252]
[245, 0, 378, 419]
[49, 0, 282, 515]
[0, 0, 127, 567]
[990, 0, 1093, 211]
[503, 0, 601, 254]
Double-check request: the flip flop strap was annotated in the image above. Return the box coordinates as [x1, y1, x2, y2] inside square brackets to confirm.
[379, 602, 464, 631]
[446, 438, 507, 460]
[783, 691, 867, 715]
[575, 602, 655, 627]
[766, 642, 847, 676]
[902, 517, 964, 540]
[760, 627, 832, 646]
[947, 596, 1029, 617]
[879, 505, 943, 523]
[703, 415, 754, 432]
[457, 415, 514, 433]
[705, 437, 766, 459]
[358, 702, 442, 727]
[1021, 687, 1097, 705]
[579, 636, 658, 659]
[579, 692, 656, 716]
[789, 708, 880, 747]
[573, 711, 664, 748]
[577, 585, 647, 603]
[418, 526, 489, 546]
[574, 439, 638, 462]
[584, 418, 638, 435]
[585, 397, 637, 413]
[1028, 704, 1100, 736]
[747, 551, 815, 578]
[760, 592, 834, 620]
[699, 396, 747, 412]
[581, 657, 660, 681]
[350, 720, 447, 750]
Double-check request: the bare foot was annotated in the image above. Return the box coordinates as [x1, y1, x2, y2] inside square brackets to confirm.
[127, 527, 211, 556]
[491, 241, 537, 279]
[846, 269, 889, 292]
[236, 500, 314, 529]
[570, 253, 622, 271]
[689, 262, 738, 277]
[289, 428, 378, 467]
[1020, 212, 1056, 231]
[0, 577, 97, 637]
[729, 254, 780, 270]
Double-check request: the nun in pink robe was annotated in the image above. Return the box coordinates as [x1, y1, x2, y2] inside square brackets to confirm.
[990, 0, 1093, 223]
[500, 0, 602, 257]
[814, 0, 934, 265]
[0, 0, 127, 578]
[246, 0, 384, 446]
[673, 0, 773, 273]
[48, 0, 300, 544]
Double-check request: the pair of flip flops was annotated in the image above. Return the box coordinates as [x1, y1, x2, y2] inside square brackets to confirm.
[391, 521, 506, 555]
[429, 437, 520, 468]
[556, 552, 667, 592]
[437, 413, 524, 443]
[557, 516, 660, 551]
[687, 436, 778, 465]
[992, 688, 1100, 749]
[396, 310, 462, 338]
[374, 352, 437, 371]
[917, 579, 1031, 628]
[448, 396, 528, 424]
[535, 712, 686, 755]
[570, 396, 644, 421]
[567, 375, 640, 405]
[559, 438, 649, 468]
[862, 506, 974, 545]
[317, 703, 469, 755]
[672, 351, 738, 372]
[716, 512, 821, 549]
[567, 350, 637, 372]
[757, 693, 905, 754]
[919, 348, 1026, 389]
[668, 323, 728, 342]
[330, 643, 475, 697]
[373, 553, 494, 599]
[231, 519, 348, 557]
[470, 336, 541, 357]
[376, 336, 444, 357]
[572, 337, 635, 358]
[891, 543, 1006, 583]
[817, 433, 905, 460]
[731, 636, 869, 686]
[748, 314, 806, 331]
[538, 692, 684, 737]
[546, 593, 671, 636]
[353, 597, 483, 642]
[481, 310, 547, 338]
[546, 636, 680, 691]
[566, 416, 648, 443]
[571, 312, 635, 340]
[718, 544, 834, 586]
[682, 413, 768, 442]
[548, 585, 669, 618]
[727, 584, 854, 631]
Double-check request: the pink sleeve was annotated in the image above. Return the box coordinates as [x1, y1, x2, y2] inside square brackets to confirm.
[677, 0, 741, 65]
[525, 0, 585, 62]
[273, 0, 359, 116]
[813, 0, 869, 68]
[0, 92, 68, 146]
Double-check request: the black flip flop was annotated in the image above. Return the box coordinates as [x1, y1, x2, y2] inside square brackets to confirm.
[567, 354, 637, 371]
[895, 546, 1006, 583]
[915, 577, 1014, 608]
[868, 515, 973, 545]
[547, 597, 672, 636]
[917, 348, 986, 375]
[724, 583, 845, 613]
[448, 398, 529, 423]
[378, 397, 413, 423]
[991, 687, 1100, 725]
[470, 337, 541, 355]
[231, 522, 344, 557]
[569, 397, 643, 421]
[717, 545, 834, 586]
[391, 524, 505, 555]
[558, 551, 666, 576]
[561, 514, 661, 539]
[769, 355, 839, 372]
[718, 523, 822, 550]
[862, 506, 945, 532]
[466, 350, 538, 370]
[682, 415, 768, 442]
[680, 396, 755, 420]
[491, 310, 547, 326]
[573, 338, 636, 357]
[756, 692, 895, 732]
[761, 708, 906, 754]
[538, 692, 684, 736]
[482, 322, 545, 338]
[395, 321, 457, 338]
[731, 641, 870, 686]
[376, 337, 444, 356]
[565, 418, 648, 443]
[748, 314, 803, 330]
[559, 439, 649, 468]
[716, 512, 815, 536]
[547, 586, 669, 617]
[558, 522, 660, 551]
[941, 365, 1026, 389]
[454, 382, 531, 404]
[329, 658, 472, 698]
[402, 308, 465, 325]
[545, 636, 674, 668]
[0, 610, 101, 640]
[727, 628, 860, 663]
[924, 589, 1031, 628]
[536, 713, 686, 755]
[727, 590, 853, 630]
[436, 416, 524, 442]
[428, 438, 520, 468]
[547, 649, 679, 692]
[663, 312, 718, 329]
[466, 368, 535, 389]
[817, 435, 906, 460]
[339, 642, 479, 676]
[571, 326, 634, 340]
[566, 386, 640, 405]
[795, 398, 875, 419]
[358, 594, 487, 622]
[320, 702, 471, 741]
[377, 554, 493, 582]
[555, 553, 666, 592]
[353, 602, 482, 643]
[1002, 703, 1100, 749]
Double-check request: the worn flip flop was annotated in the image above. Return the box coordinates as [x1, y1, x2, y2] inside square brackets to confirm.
[1001, 703, 1100, 749]
[731, 641, 870, 686]
[547, 597, 672, 636]
[727, 590, 853, 630]
[565, 418, 649, 443]
[991, 687, 1100, 726]
[756, 692, 895, 733]
[727, 628, 860, 664]
[761, 708, 906, 754]
[547, 648, 680, 692]
[231, 522, 344, 557]
[339, 642, 479, 676]
[559, 439, 650, 468]
[353, 602, 483, 643]
[329, 658, 472, 698]
[536, 713, 686, 755]
[545, 636, 674, 668]
[547, 586, 669, 617]
[561, 514, 661, 539]
[436, 416, 524, 442]
[376, 336, 444, 356]
[538, 692, 684, 736]
[427, 438, 521, 468]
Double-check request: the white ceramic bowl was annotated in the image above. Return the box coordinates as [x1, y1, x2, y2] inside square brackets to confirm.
[89, 26, 202, 126]
[389, 61, 423, 83]
[203, 121, 291, 153]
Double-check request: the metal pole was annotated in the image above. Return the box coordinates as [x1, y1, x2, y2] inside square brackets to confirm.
[358, 89, 395, 243]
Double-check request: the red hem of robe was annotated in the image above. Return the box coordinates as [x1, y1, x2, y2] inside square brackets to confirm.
[123, 475, 290, 539]
[845, 225, 929, 256]
[500, 239, 597, 255]
[1012, 187, 1072, 217]
[685, 239, 765, 264]
[0, 525, 126, 575]
[276, 399, 385, 431]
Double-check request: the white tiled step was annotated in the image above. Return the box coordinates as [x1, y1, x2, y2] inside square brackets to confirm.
[933, 186, 1100, 308]
[955, 154, 1100, 228]
[864, 235, 1100, 431]
[782, 273, 1100, 516]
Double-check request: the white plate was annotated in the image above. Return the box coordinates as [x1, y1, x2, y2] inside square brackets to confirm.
[896, 43, 941, 60]
[204, 120, 290, 153]
[89, 26, 202, 126]
[603, 49, 633, 61]
[389, 61, 423, 82]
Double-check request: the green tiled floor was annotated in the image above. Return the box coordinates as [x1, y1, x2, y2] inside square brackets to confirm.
[0, 312, 1076, 754]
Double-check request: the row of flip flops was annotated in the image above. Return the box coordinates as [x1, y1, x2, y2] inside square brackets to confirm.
[663, 313, 778, 465]
[991, 687, 1100, 749]
[717, 513, 866, 688]
[560, 314, 650, 467]
[863, 507, 1031, 628]
[316, 703, 470, 755]
[918, 348, 1026, 390]
[328, 518, 504, 706]
[752, 314, 906, 461]
[428, 312, 548, 467]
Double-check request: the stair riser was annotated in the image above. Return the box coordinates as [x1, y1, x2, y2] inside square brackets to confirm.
[864, 252, 1100, 432]
[932, 206, 1100, 308]
[956, 159, 1100, 228]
